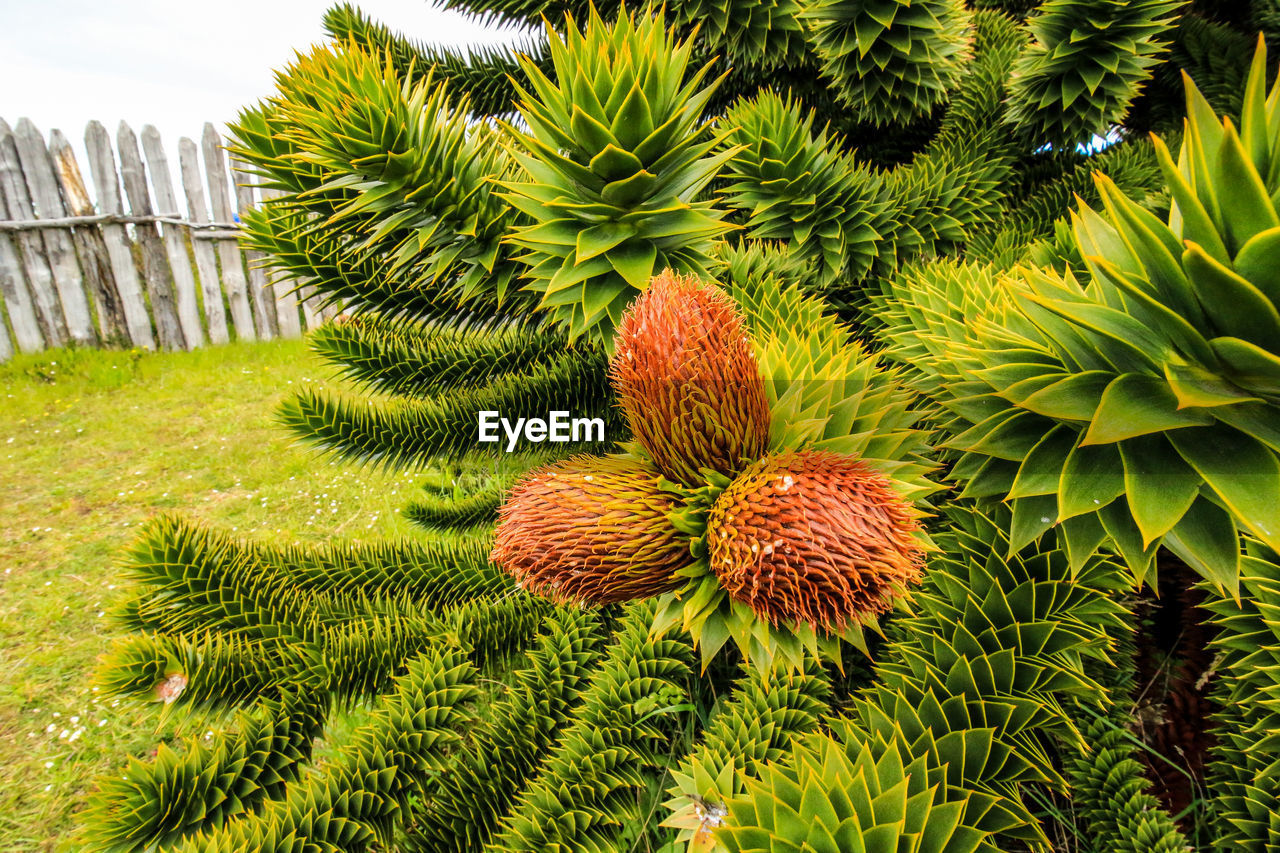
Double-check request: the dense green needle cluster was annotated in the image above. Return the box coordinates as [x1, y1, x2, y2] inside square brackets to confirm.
[1006, 0, 1185, 147]
[803, 0, 971, 126]
[502, 8, 736, 344]
[80, 2, 1280, 852]
[1065, 716, 1191, 853]
[878, 45, 1280, 593]
[720, 507, 1131, 852]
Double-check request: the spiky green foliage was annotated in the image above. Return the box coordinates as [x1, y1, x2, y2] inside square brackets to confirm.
[720, 93, 888, 285]
[877, 43, 1280, 592]
[1203, 544, 1280, 850]
[720, 9, 1024, 291]
[501, 8, 736, 344]
[95, 517, 544, 722]
[279, 341, 611, 467]
[1065, 715, 1190, 853]
[166, 645, 477, 853]
[1258, 0, 1280, 46]
[662, 662, 831, 850]
[233, 44, 526, 311]
[802, 0, 970, 126]
[970, 139, 1166, 264]
[308, 317, 572, 399]
[726, 248, 936, 493]
[119, 515, 510, 621]
[322, 2, 545, 117]
[722, 506, 1131, 851]
[674, 0, 807, 68]
[720, 722, 996, 853]
[403, 464, 531, 532]
[404, 608, 603, 852]
[1163, 15, 1257, 121]
[84, 3, 1280, 851]
[1006, 0, 1184, 146]
[99, 593, 543, 715]
[238, 204, 524, 329]
[487, 600, 694, 852]
[80, 698, 325, 852]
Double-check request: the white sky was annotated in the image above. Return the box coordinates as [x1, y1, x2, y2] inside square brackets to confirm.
[1, 0, 522, 177]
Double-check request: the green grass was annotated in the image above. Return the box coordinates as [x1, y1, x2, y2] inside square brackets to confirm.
[0, 339, 418, 851]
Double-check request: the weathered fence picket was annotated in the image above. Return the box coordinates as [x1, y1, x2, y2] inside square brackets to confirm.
[0, 120, 68, 348]
[50, 129, 129, 345]
[141, 125, 203, 348]
[201, 123, 256, 342]
[177, 137, 230, 345]
[0, 116, 325, 360]
[119, 122, 185, 350]
[232, 160, 278, 339]
[0, 214, 41, 353]
[85, 120, 156, 350]
[13, 119, 96, 346]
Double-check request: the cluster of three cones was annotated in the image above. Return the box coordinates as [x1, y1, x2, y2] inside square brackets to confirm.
[491, 271, 924, 634]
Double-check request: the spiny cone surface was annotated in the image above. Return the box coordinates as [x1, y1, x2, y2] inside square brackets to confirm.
[610, 271, 771, 486]
[707, 450, 925, 630]
[491, 455, 690, 605]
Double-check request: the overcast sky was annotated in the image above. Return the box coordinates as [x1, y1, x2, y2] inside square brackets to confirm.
[1, 0, 522, 169]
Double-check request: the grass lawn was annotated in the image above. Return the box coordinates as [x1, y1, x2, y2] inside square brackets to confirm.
[0, 338, 417, 851]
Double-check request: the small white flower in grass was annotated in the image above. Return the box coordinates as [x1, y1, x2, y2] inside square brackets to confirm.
[44, 761, 53, 769]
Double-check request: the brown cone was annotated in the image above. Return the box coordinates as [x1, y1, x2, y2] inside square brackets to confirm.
[706, 450, 925, 630]
[490, 455, 690, 605]
[610, 270, 771, 486]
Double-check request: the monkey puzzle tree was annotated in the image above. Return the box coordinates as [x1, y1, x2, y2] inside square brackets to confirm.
[79, 2, 1280, 852]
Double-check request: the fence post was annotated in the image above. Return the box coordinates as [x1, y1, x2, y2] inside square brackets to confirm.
[0, 301, 11, 361]
[49, 129, 129, 345]
[0, 164, 46, 355]
[140, 125, 203, 348]
[230, 159, 277, 339]
[13, 119, 96, 346]
[0, 119, 67, 347]
[201, 124, 254, 341]
[0, 228, 41, 356]
[118, 122, 184, 350]
[84, 121, 155, 350]
[177, 137, 229, 345]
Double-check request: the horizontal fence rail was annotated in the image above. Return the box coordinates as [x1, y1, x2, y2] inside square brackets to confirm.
[0, 117, 338, 361]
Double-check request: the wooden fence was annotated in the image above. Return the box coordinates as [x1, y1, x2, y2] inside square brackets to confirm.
[0, 118, 338, 361]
